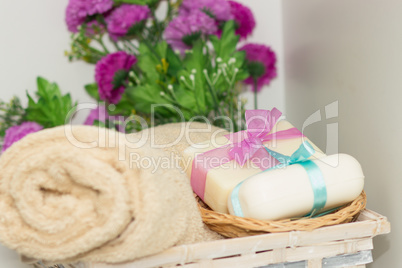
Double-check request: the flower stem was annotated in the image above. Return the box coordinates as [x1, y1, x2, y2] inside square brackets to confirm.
[165, 0, 175, 25]
[253, 78, 258, 110]
[95, 37, 110, 54]
[111, 40, 121, 51]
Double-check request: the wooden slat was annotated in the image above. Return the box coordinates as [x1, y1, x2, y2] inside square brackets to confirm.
[357, 209, 390, 235]
[92, 209, 388, 268]
[260, 261, 306, 268]
[174, 238, 372, 268]
[307, 259, 322, 268]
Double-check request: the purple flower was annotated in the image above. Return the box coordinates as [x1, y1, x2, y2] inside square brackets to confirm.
[65, 0, 113, 32]
[106, 4, 151, 40]
[95, 51, 137, 104]
[84, 106, 126, 132]
[86, 0, 114, 16]
[65, 0, 87, 32]
[164, 11, 217, 53]
[239, 43, 277, 92]
[228, 1, 256, 40]
[84, 106, 108, 126]
[180, 0, 233, 22]
[2, 122, 43, 153]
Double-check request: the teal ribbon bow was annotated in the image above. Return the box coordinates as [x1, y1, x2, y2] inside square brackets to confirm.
[230, 141, 328, 218]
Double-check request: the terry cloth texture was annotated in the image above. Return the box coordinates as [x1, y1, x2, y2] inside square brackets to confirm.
[0, 124, 222, 264]
[128, 121, 229, 169]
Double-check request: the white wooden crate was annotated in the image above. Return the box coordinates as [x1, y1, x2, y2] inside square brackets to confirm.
[32, 209, 390, 268]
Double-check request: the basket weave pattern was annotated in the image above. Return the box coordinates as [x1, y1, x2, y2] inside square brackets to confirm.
[197, 191, 367, 238]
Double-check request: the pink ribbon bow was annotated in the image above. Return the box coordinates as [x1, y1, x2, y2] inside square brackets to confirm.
[227, 109, 281, 166]
[190, 108, 304, 200]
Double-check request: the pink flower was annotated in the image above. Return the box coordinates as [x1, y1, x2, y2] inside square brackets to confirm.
[2, 122, 43, 153]
[65, 0, 113, 32]
[228, 1, 256, 40]
[106, 4, 151, 40]
[164, 11, 217, 53]
[239, 43, 277, 92]
[180, 0, 233, 22]
[95, 51, 137, 104]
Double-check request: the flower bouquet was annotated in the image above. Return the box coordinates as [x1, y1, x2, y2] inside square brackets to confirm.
[0, 0, 278, 152]
[65, 0, 278, 132]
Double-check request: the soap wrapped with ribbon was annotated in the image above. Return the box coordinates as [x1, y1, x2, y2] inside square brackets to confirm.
[228, 145, 365, 220]
[182, 108, 326, 214]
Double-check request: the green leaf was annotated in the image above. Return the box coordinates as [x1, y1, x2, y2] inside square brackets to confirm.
[37, 77, 51, 94]
[182, 40, 208, 113]
[173, 85, 197, 119]
[109, 93, 134, 116]
[210, 20, 239, 61]
[126, 84, 185, 122]
[137, 42, 160, 83]
[209, 21, 250, 91]
[236, 70, 250, 81]
[155, 41, 168, 59]
[166, 46, 182, 77]
[126, 84, 169, 114]
[85, 83, 100, 101]
[25, 77, 77, 128]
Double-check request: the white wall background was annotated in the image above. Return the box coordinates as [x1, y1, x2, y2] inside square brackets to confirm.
[0, 0, 284, 266]
[237, 0, 285, 112]
[283, 0, 398, 267]
[0, 1, 95, 105]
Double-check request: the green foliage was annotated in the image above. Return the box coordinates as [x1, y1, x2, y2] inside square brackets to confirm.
[64, 0, 253, 132]
[66, 28, 106, 64]
[85, 83, 100, 101]
[210, 20, 239, 61]
[122, 21, 249, 130]
[137, 42, 161, 83]
[109, 93, 136, 116]
[0, 97, 25, 137]
[25, 77, 77, 128]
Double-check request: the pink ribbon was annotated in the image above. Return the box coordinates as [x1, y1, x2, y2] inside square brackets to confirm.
[190, 108, 304, 200]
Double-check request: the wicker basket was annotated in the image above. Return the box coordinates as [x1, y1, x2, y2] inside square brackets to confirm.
[196, 191, 367, 238]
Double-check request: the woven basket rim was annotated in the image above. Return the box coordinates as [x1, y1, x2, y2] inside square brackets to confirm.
[197, 191, 367, 238]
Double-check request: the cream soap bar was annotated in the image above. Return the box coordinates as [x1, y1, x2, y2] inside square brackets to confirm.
[182, 120, 326, 214]
[227, 154, 364, 220]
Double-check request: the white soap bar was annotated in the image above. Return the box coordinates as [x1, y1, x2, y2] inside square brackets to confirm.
[227, 154, 364, 220]
[182, 120, 326, 214]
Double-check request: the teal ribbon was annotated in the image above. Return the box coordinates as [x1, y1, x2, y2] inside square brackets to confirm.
[230, 142, 328, 218]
